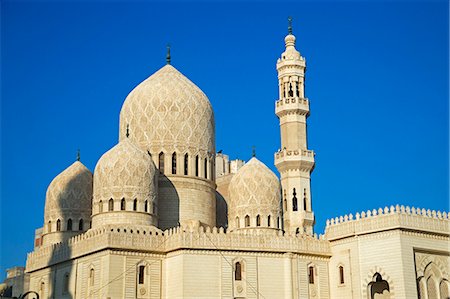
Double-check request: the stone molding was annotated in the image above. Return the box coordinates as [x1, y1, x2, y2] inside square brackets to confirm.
[26, 225, 330, 272]
[325, 205, 450, 241]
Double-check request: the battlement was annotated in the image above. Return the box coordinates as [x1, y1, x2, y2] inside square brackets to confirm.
[325, 205, 450, 241]
[26, 224, 330, 272]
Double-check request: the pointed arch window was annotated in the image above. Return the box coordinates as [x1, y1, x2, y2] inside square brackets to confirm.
[121, 198, 126, 210]
[256, 215, 261, 226]
[99, 200, 103, 213]
[268, 215, 271, 227]
[292, 188, 298, 211]
[308, 266, 315, 284]
[56, 219, 61, 232]
[288, 82, 293, 97]
[277, 217, 280, 229]
[245, 215, 250, 227]
[40, 281, 45, 298]
[235, 262, 242, 281]
[295, 81, 300, 97]
[184, 153, 189, 175]
[108, 198, 114, 211]
[138, 265, 145, 284]
[79, 219, 84, 231]
[47, 221, 52, 233]
[195, 155, 199, 176]
[63, 273, 69, 294]
[133, 199, 137, 211]
[303, 188, 307, 211]
[67, 219, 72, 231]
[144, 200, 148, 212]
[159, 152, 165, 173]
[172, 152, 177, 174]
[89, 268, 95, 286]
[236, 216, 240, 228]
[339, 266, 344, 284]
[204, 158, 208, 179]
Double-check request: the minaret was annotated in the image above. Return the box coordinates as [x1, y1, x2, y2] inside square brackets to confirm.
[274, 18, 315, 235]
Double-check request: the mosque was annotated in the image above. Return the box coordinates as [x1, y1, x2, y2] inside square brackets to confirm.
[4, 21, 449, 299]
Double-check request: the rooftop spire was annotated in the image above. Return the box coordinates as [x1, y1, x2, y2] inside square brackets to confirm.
[166, 44, 171, 65]
[288, 16, 293, 35]
[77, 149, 80, 161]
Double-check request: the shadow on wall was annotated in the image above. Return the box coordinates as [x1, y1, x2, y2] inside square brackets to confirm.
[157, 174, 180, 230]
[216, 191, 228, 229]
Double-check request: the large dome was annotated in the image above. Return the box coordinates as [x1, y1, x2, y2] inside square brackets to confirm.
[92, 138, 158, 227]
[228, 157, 282, 232]
[119, 64, 215, 156]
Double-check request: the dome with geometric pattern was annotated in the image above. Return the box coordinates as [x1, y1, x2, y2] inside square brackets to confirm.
[228, 157, 281, 232]
[91, 138, 158, 227]
[43, 160, 93, 232]
[118, 64, 215, 157]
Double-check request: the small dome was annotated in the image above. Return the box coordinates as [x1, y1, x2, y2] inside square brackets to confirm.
[92, 138, 157, 227]
[228, 157, 281, 231]
[119, 64, 215, 156]
[43, 161, 93, 227]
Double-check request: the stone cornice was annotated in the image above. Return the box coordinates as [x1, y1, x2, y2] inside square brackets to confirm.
[325, 205, 450, 241]
[26, 225, 331, 273]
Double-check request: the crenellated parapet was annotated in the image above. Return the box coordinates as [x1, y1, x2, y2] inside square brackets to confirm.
[325, 205, 450, 241]
[26, 225, 331, 272]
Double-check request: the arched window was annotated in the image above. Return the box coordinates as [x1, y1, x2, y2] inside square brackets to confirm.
[236, 216, 240, 228]
[184, 153, 189, 175]
[296, 81, 300, 97]
[138, 265, 145, 284]
[56, 219, 61, 232]
[235, 262, 242, 281]
[40, 281, 45, 298]
[303, 189, 307, 211]
[172, 152, 177, 174]
[67, 219, 72, 231]
[109, 198, 114, 211]
[133, 199, 137, 211]
[256, 215, 261, 226]
[63, 273, 69, 294]
[292, 188, 298, 211]
[283, 189, 287, 211]
[204, 158, 208, 179]
[427, 277, 438, 299]
[268, 215, 271, 227]
[144, 200, 148, 212]
[277, 217, 280, 229]
[339, 266, 344, 284]
[245, 215, 250, 227]
[159, 152, 165, 173]
[89, 268, 95, 286]
[369, 273, 390, 299]
[288, 82, 293, 97]
[308, 266, 314, 284]
[121, 198, 126, 210]
[440, 280, 450, 299]
[99, 200, 103, 213]
[79, 219, 84, 231]
[195, 155, 199, 176]
[47, 221, 52, 233]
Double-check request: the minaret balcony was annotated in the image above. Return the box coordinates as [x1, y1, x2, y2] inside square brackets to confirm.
[275, 97, 310, 117]
[274, 148, 315, 172]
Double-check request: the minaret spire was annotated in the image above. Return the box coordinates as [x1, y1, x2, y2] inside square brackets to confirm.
[275, 20, 315, 235]
[252, 145, 256, 157]
[288, 16, 293, 35]
[166, 44, 171, 65]
[77, 149, 80, 161]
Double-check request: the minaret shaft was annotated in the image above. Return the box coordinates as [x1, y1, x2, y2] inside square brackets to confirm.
[274, 26, 315, 235]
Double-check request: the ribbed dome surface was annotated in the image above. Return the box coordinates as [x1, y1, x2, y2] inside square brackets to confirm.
[119, 64, 215, 155]
[44, 161, 93, 222]
[228, 157, 281, 227]
[93, 138, 157, 204]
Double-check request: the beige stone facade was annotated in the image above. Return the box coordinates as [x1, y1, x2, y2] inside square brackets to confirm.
[17, 24, 449, 299]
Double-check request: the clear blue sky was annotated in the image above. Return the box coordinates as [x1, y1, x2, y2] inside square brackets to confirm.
[1, 1, 448, 278]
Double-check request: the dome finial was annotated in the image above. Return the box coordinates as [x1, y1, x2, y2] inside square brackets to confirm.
[252, 145, 256, 157]
[288, 16, 293, 35]
[77, 149, 80, 161]
[166, 43, 171, 65]
[126, 124, 130, 138]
